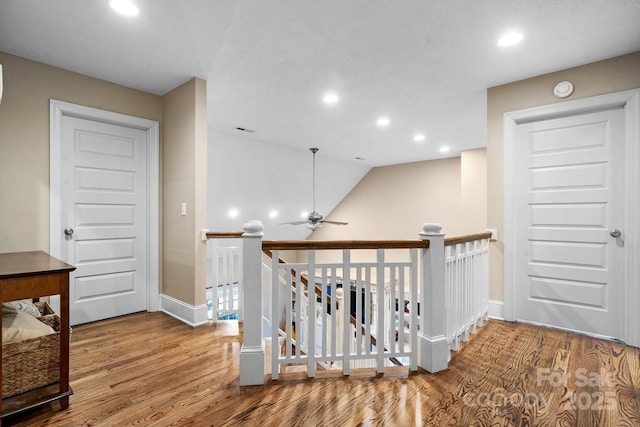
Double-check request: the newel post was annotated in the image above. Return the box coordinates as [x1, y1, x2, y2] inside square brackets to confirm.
[239, 220, 265, 386]
[418, 223, 449, 372]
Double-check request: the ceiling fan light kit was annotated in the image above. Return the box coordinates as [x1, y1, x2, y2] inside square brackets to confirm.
[281, 147, 348, 230]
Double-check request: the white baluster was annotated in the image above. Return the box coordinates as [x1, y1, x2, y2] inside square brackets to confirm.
[335, 287, 344, 360]
[270, 250, 279, 379]
[376, 249, 385, 373]
[364, 267, 372, 356]
[389, 265, 396, 353]
[307, 251, 316, 377]
[285, 268, 293, 362]
[236, 246, 244, 321]
[342, 249, 351, 375]
[410, 248, 418, 371]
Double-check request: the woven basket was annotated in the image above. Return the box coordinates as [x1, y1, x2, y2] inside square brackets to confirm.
[2, 301, 66, 398]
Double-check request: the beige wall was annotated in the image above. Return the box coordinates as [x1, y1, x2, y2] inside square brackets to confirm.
[0, 51, 209, 311]
[312, 156, 463, 242]
[0, 51, 162, 254]
[487, 52, 640, 301]
[461, 148, 487, 234]
[307, 154, 487, 262]
[162, 78, 208, 306]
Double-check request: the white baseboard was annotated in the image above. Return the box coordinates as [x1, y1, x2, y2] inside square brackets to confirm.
[160, 294, 209, 327]
[488, 299, 505, 320]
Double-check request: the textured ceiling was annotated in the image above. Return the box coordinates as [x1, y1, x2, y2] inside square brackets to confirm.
[1, 0, 639, 166]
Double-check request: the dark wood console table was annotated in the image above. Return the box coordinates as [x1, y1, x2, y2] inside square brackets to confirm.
[0, 251, 75, 422]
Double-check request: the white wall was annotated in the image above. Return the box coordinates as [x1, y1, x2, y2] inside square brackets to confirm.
[206, 130, 370, 240]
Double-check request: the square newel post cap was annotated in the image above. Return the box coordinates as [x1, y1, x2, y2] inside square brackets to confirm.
[420, 223, 444, 238]
[242, 220, 264, 237]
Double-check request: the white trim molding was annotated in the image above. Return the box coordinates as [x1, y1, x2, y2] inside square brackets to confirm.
[0, 64, 3, 105]
[49, 99, 160, 315]
[160, 294, 209, 327]
[504, 88, 640, 347]
[488, 300, 505, 320]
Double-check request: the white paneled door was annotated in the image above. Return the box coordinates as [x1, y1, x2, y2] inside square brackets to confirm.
[60, 116, 148, 325]
[514, 108, 624, 339]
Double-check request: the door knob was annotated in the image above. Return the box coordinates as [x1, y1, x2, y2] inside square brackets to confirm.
[64, 227, 74, 241]
[610, 229, 621, 238]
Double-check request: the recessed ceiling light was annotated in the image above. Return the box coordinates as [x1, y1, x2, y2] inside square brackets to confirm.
[228, 208, 239, 218]
[269, 210, 278, 219]
[413, 133, 426, 142]
[110, 0, 139, 16]
[498, 31, 523, 47]
[376, 116, 391, 127]
[323, 92, 339, 104]
[440, 146, 450, 153]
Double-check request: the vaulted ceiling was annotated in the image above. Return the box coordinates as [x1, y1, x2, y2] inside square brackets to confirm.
[2, 1, 639, 239]
[2, 0, 639, 167]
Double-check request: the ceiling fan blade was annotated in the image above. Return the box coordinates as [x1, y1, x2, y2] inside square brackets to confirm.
[280, 220, 311, 225]
[320, 220, 348, 225]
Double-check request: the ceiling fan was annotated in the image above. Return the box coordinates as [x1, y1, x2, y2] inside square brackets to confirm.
[281, 147, 348, 230]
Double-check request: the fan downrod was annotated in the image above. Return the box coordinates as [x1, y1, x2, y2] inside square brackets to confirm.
[279, 147, 348, 228]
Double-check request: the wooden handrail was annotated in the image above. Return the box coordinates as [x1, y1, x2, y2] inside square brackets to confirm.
[209, 232, 491, 247]
[262, 240, 430, 251]
[206, 231, 243, 239]
[444, 232, 492, 247]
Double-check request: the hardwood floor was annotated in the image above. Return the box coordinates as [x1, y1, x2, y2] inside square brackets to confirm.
[4, 312, 640, 426]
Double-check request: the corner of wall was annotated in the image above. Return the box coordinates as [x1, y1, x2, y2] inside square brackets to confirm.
[162, 77, 208, 307]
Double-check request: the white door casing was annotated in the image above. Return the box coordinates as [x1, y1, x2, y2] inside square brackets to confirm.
[50, 100, 159, 325]
[504, 89, 640, 347]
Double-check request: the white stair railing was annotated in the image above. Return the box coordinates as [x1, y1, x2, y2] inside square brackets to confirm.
[205, 232, 243, 321]
[444, 235, 491, 351]
[266, 252, 419, 379]
[238, 221, 492, 386]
